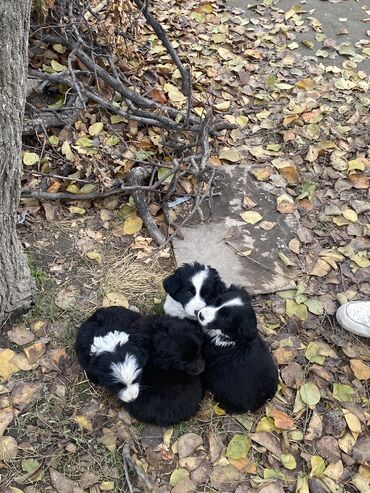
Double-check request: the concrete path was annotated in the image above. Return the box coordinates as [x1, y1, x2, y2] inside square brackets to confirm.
[172, 0, 369, 294]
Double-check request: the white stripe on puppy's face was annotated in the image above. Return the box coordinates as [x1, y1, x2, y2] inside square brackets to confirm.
[197, 297, 244, 327]
[184, 268, 209, 318]
[111, 354, 141, 402]
[90, 330, 129, 356]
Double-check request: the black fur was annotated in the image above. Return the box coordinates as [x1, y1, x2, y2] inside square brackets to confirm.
[75, 307, 147, 396]
[124, 316, 205, 426]
[163, 262, 226, 318]
[199, 285, 278, 413]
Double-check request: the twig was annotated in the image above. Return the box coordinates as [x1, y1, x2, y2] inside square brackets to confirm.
[23, 170, 93, 184]
[198, 111, 212, 171]
[132, 0, 192, 97]
[67, 42, 86, 109]
[122, 442, 153, 492]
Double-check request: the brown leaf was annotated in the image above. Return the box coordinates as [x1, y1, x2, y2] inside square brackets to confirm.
[209, 434, 224, 463]
[209, 465, 242, 491]
[279, 165, 299, 184]
[148, 88, 167, 104]
[224, 226, 241, 241]
[0, 436, 18, 460]
[23, 341, 46, 365]
[7, 326, 34, 346]
[250, 166, 274, 181]
[50, 469, 79, 493]
[268, 407, 294, 429]
[305, 412, 323, 441]
[281, 362, 303, 389]
[243, 196, 257, 210]
[11, 382, 43, 411]
[0, 349, 20, 380]
[172, 476, 196, 493]
[177, 433, 203, 459]
[0, 407, 14, 437]
[316, 436, 341, 463]
[350, 359, 370, 380]
[190, 461, 211, 484]
[250, 432, 282, 455]
[353, 437, 370, 466]
[348, 173, 369, 189]
[273, 346, 296, 365]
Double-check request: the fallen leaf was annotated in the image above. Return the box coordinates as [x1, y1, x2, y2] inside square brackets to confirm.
[0, 349, 20, 380]
[278, 252, 295, 267]
[352, 437, 370, 466]
[177, 433, 203, 459]
[338, 431, 356, 454]
[11, 382, 43, 411]
[74, 414, 93, 432]
[243, 196, 257, 209]
[333, 383, 355, 402]
[268, 407, 294, 429]
[289, 239, 300, 254]
[209, 465, 242, 490]
[102, 292, 129, 308]
[310, 258, 332, 277]
[23, 152, 39, 166]
[310, 455, 326, 477]
[280, 453, 297, 470]
[100, 482, 115, 491]
[219, 147, 241, 163]
[300, 382, 321, 406]
[0, 408, 14, 436]
[7, 327, 34, 346]
[123, 215, 143, 235]
[343, 410, 362, 435]
[69, 206, 86, 215]
[50, 468, 77, 493]
[305, 341, 337, 364]
[23, 341, 46, 365]
[226, 434, 251, 460]
[0, 436, 18, 460]
[86, 251, 102, 264]
[342, 209, 358, 222]
[350, 360, 370, 380]
[240, 211, 263, 225]
[164, 83, 187, 103]
[88, 122, 103, 136]
[286, 300, 308, 321]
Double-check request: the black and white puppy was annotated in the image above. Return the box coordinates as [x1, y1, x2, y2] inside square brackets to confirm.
[163, 262, 226, 320]
[124, 316, 205, 426]
[197, 285, 278, 414]
[75, 307, 147, 403]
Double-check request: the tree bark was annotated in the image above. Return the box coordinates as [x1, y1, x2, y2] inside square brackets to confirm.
[0, 0, 34, 324]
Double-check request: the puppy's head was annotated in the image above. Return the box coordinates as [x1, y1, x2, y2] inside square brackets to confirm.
[163, 262, 225, 319]
[152, 318, 205, 375]
[197, 285, 258, 343]
[90, 343, 148, 403]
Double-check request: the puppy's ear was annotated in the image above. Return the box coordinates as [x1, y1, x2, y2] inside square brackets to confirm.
[237, 303, 258, 341]
[208, 266, 227, 291]
[163, 270, 181, 296]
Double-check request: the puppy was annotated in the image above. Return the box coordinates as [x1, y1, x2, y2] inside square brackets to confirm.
[75, 307, 147, 403]
[124, 316, 205, 426]
[163, 262, 226, 320]
[197, 286, 278, 413]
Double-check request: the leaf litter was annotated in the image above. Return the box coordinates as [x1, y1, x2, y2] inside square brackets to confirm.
[4, 0, 370, 491]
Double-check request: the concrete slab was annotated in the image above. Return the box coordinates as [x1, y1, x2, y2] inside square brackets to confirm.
[228, 0, 370, 72]
[173, 166, 298, 295]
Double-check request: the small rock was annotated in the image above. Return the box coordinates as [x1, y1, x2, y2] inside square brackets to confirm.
[177, 433, 203, 459]
[316, 436, 341, 463]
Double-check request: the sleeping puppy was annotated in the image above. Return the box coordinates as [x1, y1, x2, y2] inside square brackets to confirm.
[163, 262, 226, 320]
[197, 285, 278, 413]
[75, 307, 147, 403]
[124, 316, 205, 426]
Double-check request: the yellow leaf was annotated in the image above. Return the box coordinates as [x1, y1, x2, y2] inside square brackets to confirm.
[86, 251, 102, 264]
[100, 481, 115, 491]
[338, 431, 356, 453]
[0, 349, 20, 381]
[310, 258, 332, 277]
[102, 292, 129, 308]
[240, 211, 263, 225]
[163, 83, 186, 103]
[310, 455, 326, 476]
[342, 209, 358, 222]
[61, 141, 74, 161]
[280, 453, 297, 470]
[66, 184, 80, 194]
[342, 410, 362, 435]
[256, 416, 277, 432]
[300, 382, 321, 406]
[74, 415, 93, 431]
[305, 341, 337, 364]
[219, 147, 241, 163]
[324, 461, 343, 481]
[213, 404, 226, 416]
[350, 359, 370, 380]
[50, 60, 67, 72]
[123, 215, 143, 235]
[110, 115, 125, 124]
[235, 115, 249, 127]
[88, 122, 104, 136]
[296, 78, 316, 90]
[69, 206, 86, 215]
[23, 152, 39, 166]
[348, 159, 366, 171]
[286, 300, 308, 321]
[332, 383, 354, 402]
[351, 254, 370, 268]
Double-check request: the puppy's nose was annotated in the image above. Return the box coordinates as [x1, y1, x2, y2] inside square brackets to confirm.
[198, 312, 204, 321]
[194, 310, 199, 316]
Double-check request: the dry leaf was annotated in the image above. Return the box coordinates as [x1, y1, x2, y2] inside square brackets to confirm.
[350, 360, 370, 380]
[0, 436, 18, 461]
[102, 292, 129, 308]
[7, 327, 34, 346]
[0, 349, 20, 381]
[123, 215, 143, 235]
[240, 211, 263, 225]
[219, 148, 241, 163]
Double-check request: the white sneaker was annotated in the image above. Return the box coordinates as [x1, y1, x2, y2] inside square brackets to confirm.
[336, 301, 370, 338]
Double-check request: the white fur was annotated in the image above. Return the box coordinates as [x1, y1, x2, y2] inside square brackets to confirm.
[90, 330, 129, 356]
[198, 297, 244, 327]
[207, 329, 235, 348]
[111, 354, 141, 402]
[164, 294, 187, 319]
[184, 268, 209, 318]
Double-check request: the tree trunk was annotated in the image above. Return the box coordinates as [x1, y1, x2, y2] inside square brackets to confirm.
[0, 0, 34, 324]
